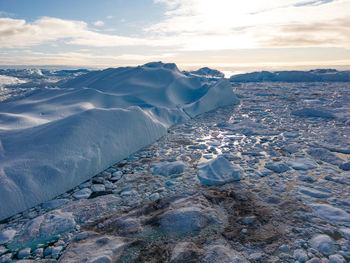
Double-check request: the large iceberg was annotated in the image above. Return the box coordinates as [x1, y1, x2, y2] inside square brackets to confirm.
[0, 62, 239, 220]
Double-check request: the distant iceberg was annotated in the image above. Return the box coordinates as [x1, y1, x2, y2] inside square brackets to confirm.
[183, 67, 225, 79]
[0, 62, 239, 220]
[230, 69, 350, 82]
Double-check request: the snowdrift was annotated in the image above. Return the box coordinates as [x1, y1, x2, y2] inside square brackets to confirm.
[0, 62, 239, 220]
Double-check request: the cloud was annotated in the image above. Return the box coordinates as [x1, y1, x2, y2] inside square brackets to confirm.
[93, 20, 104, 26]
[0, 0, 350, 65]
[294, 0, 333, 7]
[0, 10, 14, 17]
[115, 53, 176, 61]
[0, 50, 177, 67]
[2, 0, 350, 51]
[261, 16, 350, 48]
[0, 17, 159, 48]
[0, 17, 87, 47]
[149, 0, 350, 50]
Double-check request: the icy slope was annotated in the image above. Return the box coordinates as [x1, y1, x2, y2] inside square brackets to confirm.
[0, 62, 239, 220]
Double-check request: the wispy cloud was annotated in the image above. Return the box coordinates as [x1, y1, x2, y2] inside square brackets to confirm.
[149, 0, 350, 50]
[0, 10, 14, 17]
[294, 0, 333, 7]
[0, 50, 177, 66]
[0, 17, 158, 48]
[260, 16, 350, 48]
[93, 20, 105, 26]
[1, 1, 349, 50]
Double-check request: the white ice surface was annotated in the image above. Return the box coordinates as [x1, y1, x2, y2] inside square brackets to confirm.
[0, 62, 239, 220]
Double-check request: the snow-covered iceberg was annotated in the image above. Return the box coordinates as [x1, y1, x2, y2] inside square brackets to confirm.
[0, 62, 239, 220]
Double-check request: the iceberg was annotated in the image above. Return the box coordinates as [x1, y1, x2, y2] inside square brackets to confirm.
[230, 69, 350, 82]
[0, 62, 239, 220]
[184, 67, 225, 79]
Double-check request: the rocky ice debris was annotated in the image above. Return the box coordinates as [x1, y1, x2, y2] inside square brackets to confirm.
[220, 119, 278, 136]
[59, 234, 127, 263]
[91, 184, 106, 193]
[297, 174, 317, 183]
[288, 158, 318, 170]
[17, 247, 31, 259]
[293, 248, 308, 263]
[170, 242, 201, 263]
[61, 194, 121, 224]
[152, 161, 187, 177]
[0, 229, 16, 245]
[329, 254, 346, 263]
[291, 108, 336, 119]
[12, 210, 76, 250]
[160, 196, 226, 234]
[307, 148, 345, 168]
[0, 246, 7, 256]
[257, 168, 274, 177]
[298, 187, 331, 199]
[197, 156, 243, 185]
[72, 188, 92, 200]
[203, 241, 248, 263]
[42, 199, 70, 210]
[339, 227, 350, 240]
[149, 192, 160, 201]
[324, 172, 350, 185]
[339, 162, 350, 171]
[59, 191, 233, 262]
[265, 161, 290, 173]
[310, 203, 350, 223]
[310, 234, 334, 255]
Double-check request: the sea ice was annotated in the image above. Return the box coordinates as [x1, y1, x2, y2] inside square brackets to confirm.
[291, 108, 336, 119]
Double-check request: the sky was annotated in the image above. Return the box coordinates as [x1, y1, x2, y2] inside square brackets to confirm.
[0, 0, 350, 73]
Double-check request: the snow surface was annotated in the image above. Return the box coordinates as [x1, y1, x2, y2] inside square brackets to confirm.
[0, 62, 239, 220]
